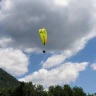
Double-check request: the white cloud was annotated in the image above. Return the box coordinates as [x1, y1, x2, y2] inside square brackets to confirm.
[19, 62, 88, 88]
[2, 0, 12, 9]
[42, 54, 65, 68]
[0, 0, 13, 14]
[54, 0, 70, 6]
[0, 37, 13, 47]
[24, 48, 39, 53]
[0, 37, 29, 76]
[91, 63, 96, 70]
[0, 48, 29, 76]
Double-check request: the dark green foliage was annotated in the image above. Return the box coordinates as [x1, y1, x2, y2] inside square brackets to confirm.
[73, 86, 86, 96]
[63, 84, 74, 96]
[0, 82, 95, 96]
[87, 93, 96, 96]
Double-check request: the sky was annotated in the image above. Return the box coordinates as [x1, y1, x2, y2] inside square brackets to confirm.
[0, 0, 96, 94]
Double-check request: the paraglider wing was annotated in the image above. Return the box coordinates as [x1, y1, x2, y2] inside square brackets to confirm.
[39, 28, 47, 45]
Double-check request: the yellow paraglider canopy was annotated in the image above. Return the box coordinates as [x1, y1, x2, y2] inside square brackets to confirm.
[39, 28, 47, 53]
[39, 28, 47, 45]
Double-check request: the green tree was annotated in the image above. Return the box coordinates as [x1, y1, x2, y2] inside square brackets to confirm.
[54, 85, 63, 96]
[24, 82, 35, 96]
[48, 85, 55, 94]
[35, 84, 47, 96]
[73, 86, 86, 96]
[63, 84, 74, 96]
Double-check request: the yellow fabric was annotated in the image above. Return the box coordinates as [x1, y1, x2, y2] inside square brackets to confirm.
[39, 28, 47, 45]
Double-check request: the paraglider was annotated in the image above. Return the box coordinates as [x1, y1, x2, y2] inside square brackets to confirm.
[43, 50, 46, 53]
[39, 28, 47, 53]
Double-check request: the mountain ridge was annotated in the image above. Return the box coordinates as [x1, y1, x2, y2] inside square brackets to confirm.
[0, 68, 20, 88]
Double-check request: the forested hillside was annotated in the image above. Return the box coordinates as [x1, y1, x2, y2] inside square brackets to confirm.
[0, 68, 20, 88]
[0, 68, 95, 96]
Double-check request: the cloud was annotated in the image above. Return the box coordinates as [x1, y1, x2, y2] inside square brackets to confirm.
[0, 37, 13, 47]
[42, 54, 65, 68]
[0, 48, 29, 76]
[91, 63, 96, 70]
[19, 62, 88, 88]
[42, 32, 96, 68]
[54, 0, 70, 6]
[0, 0, 96, 85]
[0, 0, 95, 53]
